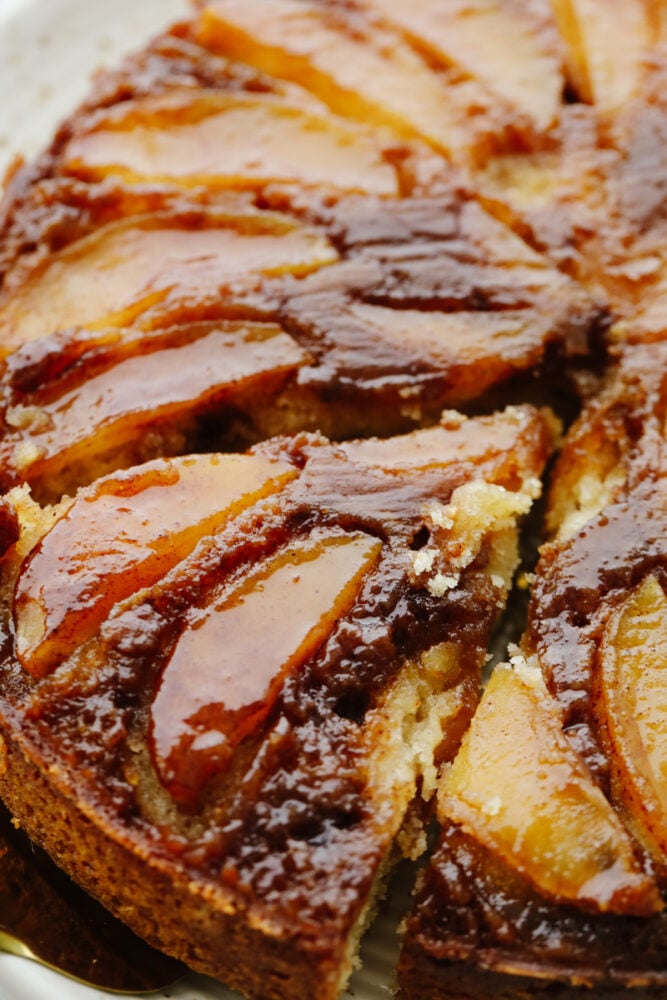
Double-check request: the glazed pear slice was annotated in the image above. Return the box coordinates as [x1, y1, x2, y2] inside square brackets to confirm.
[598, 575, 667, 865]
[548, 0, 656, 111]
[195, 0, 466, 157]
[64, 91, 400, 196]
[14, 453, 297, 678]
[441, 663, 660, 915]
[0, 211, 335, 353]
[150, 531, 381, 803]
[364, 0, 563, 130]
[1, 323, 308, 492]
[341, 406, 549, 484]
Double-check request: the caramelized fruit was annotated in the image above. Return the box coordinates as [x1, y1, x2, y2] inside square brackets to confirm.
[0, 323, 308, 492]
[14, 453, 296, 677]
[364, 0, 563, 131]
[150, 532, 381, 803]
[548, 0, 656, 110]
[0, 212, 335, 352]
[196, 0, 468, 157]
[441, 663, 659, 915]
[64, 92, 400, 196]
[598, 576, 667, 864]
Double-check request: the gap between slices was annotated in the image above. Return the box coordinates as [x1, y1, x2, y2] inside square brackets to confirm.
[14, 453, 297, 678]
[0, 323, 308, 494]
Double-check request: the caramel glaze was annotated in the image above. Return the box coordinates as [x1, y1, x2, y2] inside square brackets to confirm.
[523, 344, 667, 788]
[0, 21, 604, 380]
[475, 70, 667, 324]
[271, 190, 602, 378]
[0, 24, 426, 287]
[0, 414, 550, 935]
[399, 822, 667, 1000]
[0, 181, 599, 500]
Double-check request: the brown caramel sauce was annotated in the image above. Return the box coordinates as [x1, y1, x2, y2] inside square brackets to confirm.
[0, 409, 550, 930]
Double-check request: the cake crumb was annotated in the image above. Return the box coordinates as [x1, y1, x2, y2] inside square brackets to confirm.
[411, 547, 437, 574]
[13, 441, 45, 471]
[428, 572, 459, 596]
[482, 795, 502, 817]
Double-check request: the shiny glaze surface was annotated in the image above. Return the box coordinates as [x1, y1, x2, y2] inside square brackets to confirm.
[0, 409, 550, 929]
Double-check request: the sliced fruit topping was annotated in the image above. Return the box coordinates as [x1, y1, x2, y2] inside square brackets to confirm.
[0, 212, 336, 352]
[14, 454, 297, 678]
[441, 662, 660, 915]
[1, 323, 308, 492]
[64, 91, 400, 196]
[365, 0, 564, 131]
[195, 0, 467, 157]
[598, 575, 667, 865]
[150, 531, 381, 804]
[342, 406, 551, 489]
[548, 0, 656, 111]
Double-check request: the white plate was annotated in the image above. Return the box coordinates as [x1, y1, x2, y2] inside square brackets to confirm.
[0, 2, 405, 997]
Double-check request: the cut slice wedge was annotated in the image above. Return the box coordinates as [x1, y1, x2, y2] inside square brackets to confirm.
[441, 662, 660, 915]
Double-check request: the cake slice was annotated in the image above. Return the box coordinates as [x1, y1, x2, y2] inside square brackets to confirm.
[0, 406, 551, 1000]
[400, 344, 667, 998]
[398, 660, 667, 1000]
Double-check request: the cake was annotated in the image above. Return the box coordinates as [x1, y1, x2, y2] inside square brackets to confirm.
[1, 1, 667, 999]
[0, 412, 550, 999]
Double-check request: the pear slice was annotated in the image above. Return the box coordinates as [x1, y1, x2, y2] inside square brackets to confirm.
[195, 0, 466, 157]
[14, 453, 297, 678]
[2, 323, 307, 490]
[364, 0, 564, 131]
[441, 663, 660, 915]
[598, 575, 667, 865]
[64, 91, 399, 196]
[548, 0, 656, 111]
[341, 406, 550, 487]
[150, 531, 381, 803]
[0, 212, 336, 353]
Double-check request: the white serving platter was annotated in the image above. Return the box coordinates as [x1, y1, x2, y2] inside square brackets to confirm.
[0, 1, 406, 997]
